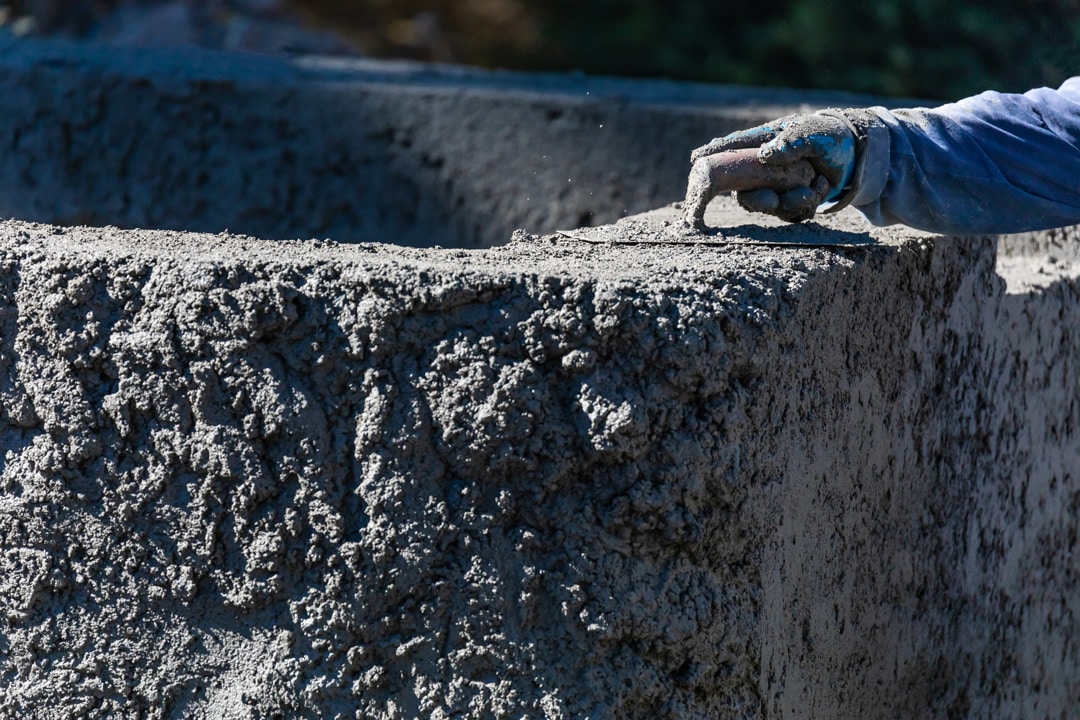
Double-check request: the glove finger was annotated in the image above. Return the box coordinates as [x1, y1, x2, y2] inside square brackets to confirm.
[775, 185, 822, 223]
[759, 133, 818, 166]
[774, 176, 830, 222]
[690, 122, 783, 162]
[760, 124, 854, 188]
[735, 188, 780, 215]
[809, 173, 832, 204]
[683, 158, 720, 226]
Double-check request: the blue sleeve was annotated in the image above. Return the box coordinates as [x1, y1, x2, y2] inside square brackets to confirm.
[846, 78, 1080, 235]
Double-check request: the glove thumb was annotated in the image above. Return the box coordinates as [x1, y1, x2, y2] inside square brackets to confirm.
[758, 135, 813, 166]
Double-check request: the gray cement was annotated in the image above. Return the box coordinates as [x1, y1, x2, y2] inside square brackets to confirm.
[1, 196, 1079, 718]
[0, 36, 902, 249]
[0, 35, 1077, 720]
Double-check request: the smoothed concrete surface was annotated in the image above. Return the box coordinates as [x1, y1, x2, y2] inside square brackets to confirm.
[1, 198, 1078, 718]
[0, 36, 906, 249]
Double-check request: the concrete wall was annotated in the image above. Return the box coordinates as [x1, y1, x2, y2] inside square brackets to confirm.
[1, 202, 1078, 718]
[0, 39, 1078, 720]
[0, 36, 892, 249]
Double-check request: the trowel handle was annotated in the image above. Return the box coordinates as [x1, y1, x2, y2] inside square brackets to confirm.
[699, 147, 816, 193]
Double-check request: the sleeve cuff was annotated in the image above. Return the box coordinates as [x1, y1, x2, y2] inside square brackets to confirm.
[818, 107, 891, 214]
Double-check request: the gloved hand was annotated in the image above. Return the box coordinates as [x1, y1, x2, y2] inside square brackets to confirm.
[686, 111, 857, 225]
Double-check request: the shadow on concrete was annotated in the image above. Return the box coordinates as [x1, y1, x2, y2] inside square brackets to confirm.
[709, 222, 878, 247]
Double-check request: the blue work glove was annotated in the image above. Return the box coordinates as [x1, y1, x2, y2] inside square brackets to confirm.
[688, 111, 857, 223]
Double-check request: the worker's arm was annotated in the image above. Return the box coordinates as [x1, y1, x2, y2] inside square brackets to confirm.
[689, 78, 1080, 235]
[855, 78, 1080, 234]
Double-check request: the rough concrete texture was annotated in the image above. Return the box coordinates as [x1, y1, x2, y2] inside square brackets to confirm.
[1, 196, 1078, 718]
[0, 36, 904, 249]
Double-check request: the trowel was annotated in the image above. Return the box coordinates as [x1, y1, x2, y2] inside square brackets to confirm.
[683, 147, 815, 227]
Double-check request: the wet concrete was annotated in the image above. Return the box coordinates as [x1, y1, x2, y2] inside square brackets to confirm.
[0, 38, 1077, 720]
[0, 196, 1078, 717]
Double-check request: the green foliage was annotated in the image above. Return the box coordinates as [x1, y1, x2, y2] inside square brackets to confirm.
[12, 0, 1078, 99]
[515, 0, 1080, 99]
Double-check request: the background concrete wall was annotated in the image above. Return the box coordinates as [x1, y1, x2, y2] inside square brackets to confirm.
[0, 36, 896, 248]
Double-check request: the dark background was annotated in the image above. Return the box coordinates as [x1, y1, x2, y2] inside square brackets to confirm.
[287, 0, 1080, 100]
[4, 0, 1079, 100]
